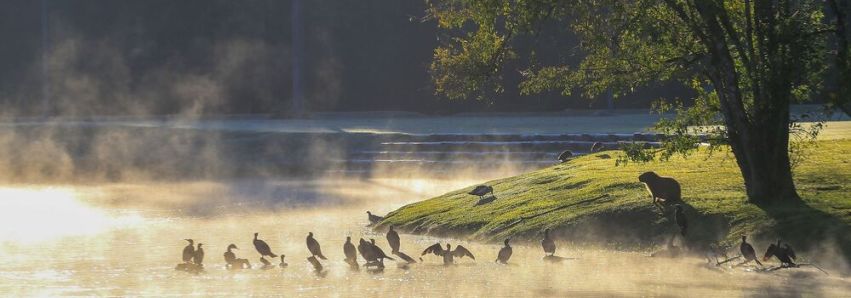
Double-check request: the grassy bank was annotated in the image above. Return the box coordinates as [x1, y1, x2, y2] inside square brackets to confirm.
[378, 123, 851, 261]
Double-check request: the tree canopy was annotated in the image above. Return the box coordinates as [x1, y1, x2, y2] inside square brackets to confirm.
[428, 0, 851, 204]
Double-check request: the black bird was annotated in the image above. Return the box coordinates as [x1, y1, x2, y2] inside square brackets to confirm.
[763, 240, 796, 267]
[366, 211, 384, 224]
[386, 225, 401, 253]
[542, 229, 556, 256]
[343, 236, 358, 264]
[496, 238, 513, 264]
[370, 238, 394, 262]
[358, 238, 378, 264]
[674, 205, 687, 237]
[253, 232, 278, 258]
[740, 235, 763, 267]
[224, 244, 237, 264]
[182, 239, 195, 263]
[279, 255, 288, 268]
[306, 232, 327, 260]
[557, 150, 574, 162]
[421, 243, 475, 265]
[468, 185, 494, 200]
[193, 243, 205, 266]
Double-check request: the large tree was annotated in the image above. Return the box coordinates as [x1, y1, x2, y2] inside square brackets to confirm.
[428, 0, 849, 205]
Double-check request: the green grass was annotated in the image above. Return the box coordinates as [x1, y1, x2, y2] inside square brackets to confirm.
[378, 122, 851, 258]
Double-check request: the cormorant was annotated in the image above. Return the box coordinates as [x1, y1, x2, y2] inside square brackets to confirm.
[558, 150, 573, 162]
[386, 225, 401, 253]
[674, 205, 687, 237]
[370, 238, 394, 262]
[306, 232, 327, 260]
[366, 211, 384, 224]
[343, 236, 358, 264]
[279, 255, 288, 268]
[496, 238, 512, 264]
[182, 239, 195, 263]
[193, 243, 205, 266]
[421, 243, 475, 265]
[358, 238, 379, 267]
[253, 232, 278, 258]
[542, 229, 556, 256]
[763, 240, 796, 267]
[224, 244, 237, 264]
[223, 245, 251, 269]
[468, 185, 494, 200]
[740, 235, 763, 267]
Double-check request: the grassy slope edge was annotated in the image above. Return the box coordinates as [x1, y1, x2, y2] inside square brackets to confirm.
[377, 137, 851, 263]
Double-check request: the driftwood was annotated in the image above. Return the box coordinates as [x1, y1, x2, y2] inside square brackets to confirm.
[490, 194, 610, 235]
[760, 263, 829, 275]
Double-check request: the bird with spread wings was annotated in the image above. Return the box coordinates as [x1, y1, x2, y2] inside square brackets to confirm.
[421, 243, 475, 265]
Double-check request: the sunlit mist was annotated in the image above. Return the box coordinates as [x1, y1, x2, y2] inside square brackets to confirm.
[0, 187, 143, 243]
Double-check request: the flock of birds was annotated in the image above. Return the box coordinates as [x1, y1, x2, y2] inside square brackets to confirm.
[174, 168, 825, 275]
[175, 224, 565, 273]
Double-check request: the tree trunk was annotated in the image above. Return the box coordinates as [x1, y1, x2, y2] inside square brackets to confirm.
[732, 122, 800, 205]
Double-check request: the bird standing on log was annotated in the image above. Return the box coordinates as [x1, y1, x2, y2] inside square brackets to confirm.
[182, 239, 195, 263]
[193, 243, 205, 267]
[740, 235, 763, 267]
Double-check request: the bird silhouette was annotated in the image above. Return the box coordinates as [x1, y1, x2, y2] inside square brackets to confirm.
[344, 236, 358, 262]
[740, 235, 763, 267]
[468, 185, 494, 200]
[763, 240, 796, 267]
[386, 225, 401, 253]
[422, 243, 475, 265]
[223, 243, 247, 269]
[182, 239, 195, 263]
[496, 238, 512, 264]
[253, 232, 278, 258]
[674, 205, 687, 237]
[558, 150, 574, 162]
[343, 237, 359, 268]
[306, 232, 327, 260]
[366, 211, 384, 224]
[193, 243, 205, 266]
[370, 238, 394, 262]
[542, 229, 556, 256]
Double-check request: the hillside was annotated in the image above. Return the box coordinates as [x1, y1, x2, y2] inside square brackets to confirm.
[377, 126, 851, 260]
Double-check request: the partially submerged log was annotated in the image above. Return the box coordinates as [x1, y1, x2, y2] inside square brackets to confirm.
[175, 262, 204, 274]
